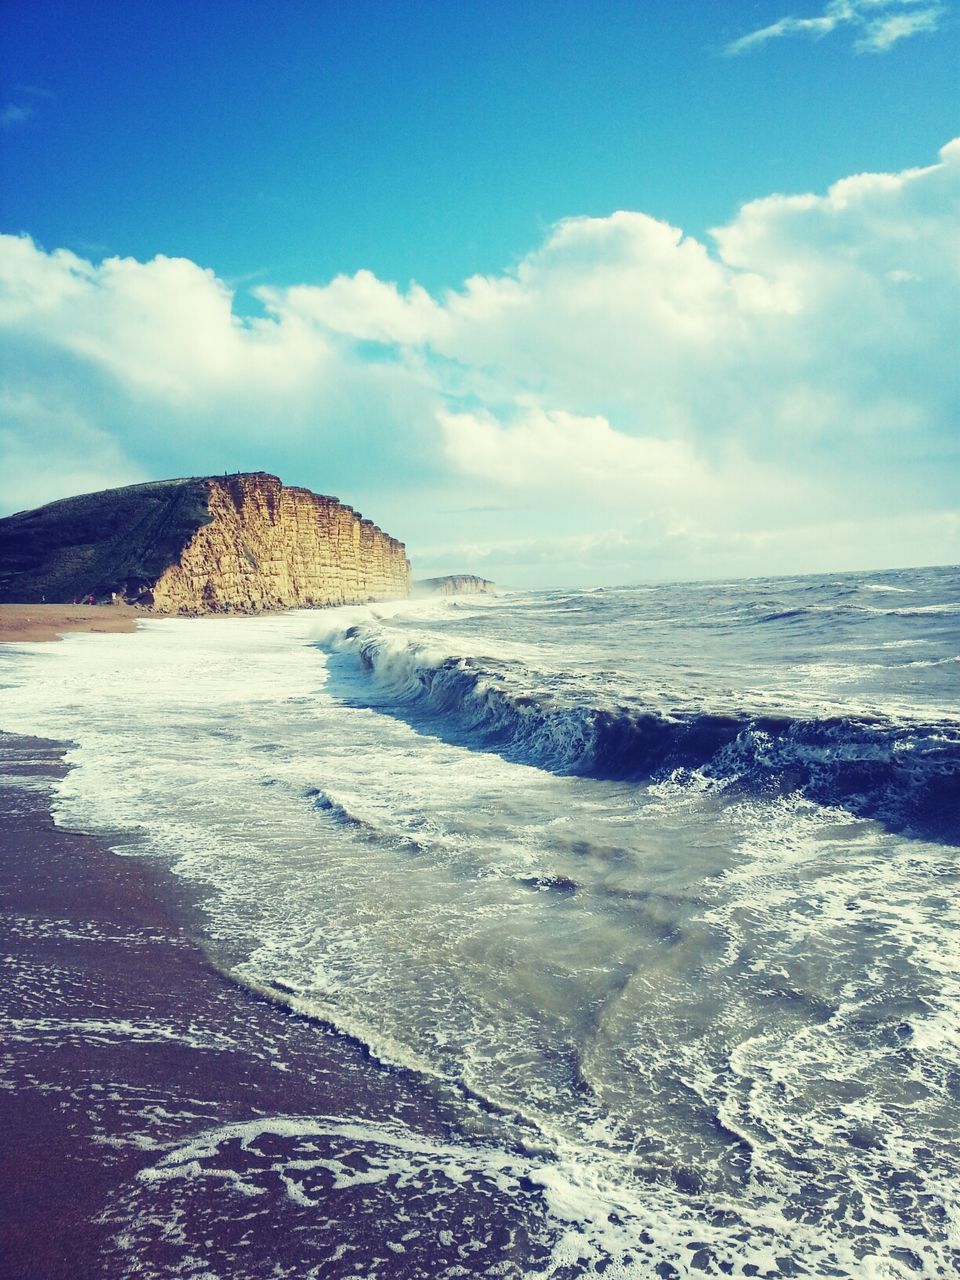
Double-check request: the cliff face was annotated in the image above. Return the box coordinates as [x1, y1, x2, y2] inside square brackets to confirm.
[0, 473, 410, 613]
[414, 575, 496, 596]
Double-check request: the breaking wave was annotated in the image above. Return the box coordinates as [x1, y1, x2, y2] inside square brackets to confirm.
[323, 623, 960, 844]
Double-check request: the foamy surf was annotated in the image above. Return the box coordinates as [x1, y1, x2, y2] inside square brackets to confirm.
[1, 564, 957, 1277]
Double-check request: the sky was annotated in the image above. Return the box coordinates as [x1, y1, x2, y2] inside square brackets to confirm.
[1, 0, 958, 587]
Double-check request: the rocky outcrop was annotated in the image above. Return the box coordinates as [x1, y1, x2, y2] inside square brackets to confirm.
[414, 575, 495, 596]
[0, 473, 411, 613]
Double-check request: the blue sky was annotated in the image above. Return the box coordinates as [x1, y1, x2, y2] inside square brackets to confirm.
[1, 1, 958, 585]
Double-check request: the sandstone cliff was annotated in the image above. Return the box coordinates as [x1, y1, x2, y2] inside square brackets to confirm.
[0, 473, 411, 613]
[414, 575, 496, 596]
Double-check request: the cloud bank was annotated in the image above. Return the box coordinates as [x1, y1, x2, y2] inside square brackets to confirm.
[725, 0, 948, 56]
[1, 140, 957, 584]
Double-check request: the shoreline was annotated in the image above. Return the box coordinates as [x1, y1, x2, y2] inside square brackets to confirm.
[0, 596, 418, 645]
[0, 604, 142, 644]
[0, 731, 525, 1279]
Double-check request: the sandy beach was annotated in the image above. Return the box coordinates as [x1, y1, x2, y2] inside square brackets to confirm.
[0, 605, 142, 645]
[0, 732, 533, 1279]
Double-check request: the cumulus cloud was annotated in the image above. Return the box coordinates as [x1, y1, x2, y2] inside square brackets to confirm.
[439, 407, 705, 500]
[725, 0, 947, 56]
[1, 139, 957, 582]
[0, 388, 148, 514]
[0, 235, 442, 515]
[296, 141, 957, 494]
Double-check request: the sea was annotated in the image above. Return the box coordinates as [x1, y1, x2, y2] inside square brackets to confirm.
[1, 564, 958, 1279]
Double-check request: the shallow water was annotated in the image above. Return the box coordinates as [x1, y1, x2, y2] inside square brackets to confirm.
[1, 565, 958, 1277]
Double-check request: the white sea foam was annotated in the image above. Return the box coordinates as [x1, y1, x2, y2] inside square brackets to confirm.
[4, 1015, 237, 1050]
[98, 1107, 959, 1279]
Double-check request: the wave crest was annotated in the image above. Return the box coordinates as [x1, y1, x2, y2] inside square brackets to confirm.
[322, 624, 960, 844]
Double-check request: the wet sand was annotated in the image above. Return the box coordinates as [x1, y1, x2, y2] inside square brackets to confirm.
[0, 733, 549, 1280]
[0, 605, 142, 644]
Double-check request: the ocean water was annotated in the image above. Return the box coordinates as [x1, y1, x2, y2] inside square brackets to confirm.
[1, 564, 958, 1278]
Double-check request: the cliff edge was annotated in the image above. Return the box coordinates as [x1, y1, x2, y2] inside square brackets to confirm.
[0, 473, 411, 613]
[414, 575, 495, 596]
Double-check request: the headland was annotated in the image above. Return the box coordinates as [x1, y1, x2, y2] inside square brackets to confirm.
[0, 473, 410, 614]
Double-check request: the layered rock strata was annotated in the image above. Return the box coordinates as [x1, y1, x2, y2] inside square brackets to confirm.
[0, 473, 411, 613]
[414, 575, 496, 596]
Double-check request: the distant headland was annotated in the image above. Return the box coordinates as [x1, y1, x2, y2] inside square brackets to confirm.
[0, 473, 410, 614]
[414, 575, 496, 597]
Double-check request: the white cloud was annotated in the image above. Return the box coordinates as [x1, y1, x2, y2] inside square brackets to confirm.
[1, 139, 957, 583]
[858, 7, 943, 48]
[302, 140, 957, 477]
[725, 13, 839, 53]
[725, 1, 947, 56]
[0, 242, 333, 402]
[439, 406, 704, 501]
[262, 269, 443, 347]
[0, 388, 148, 514]
[1, 103, 34, 130]
[1, 86, 54, 130]
[0, 236, 441, 514]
